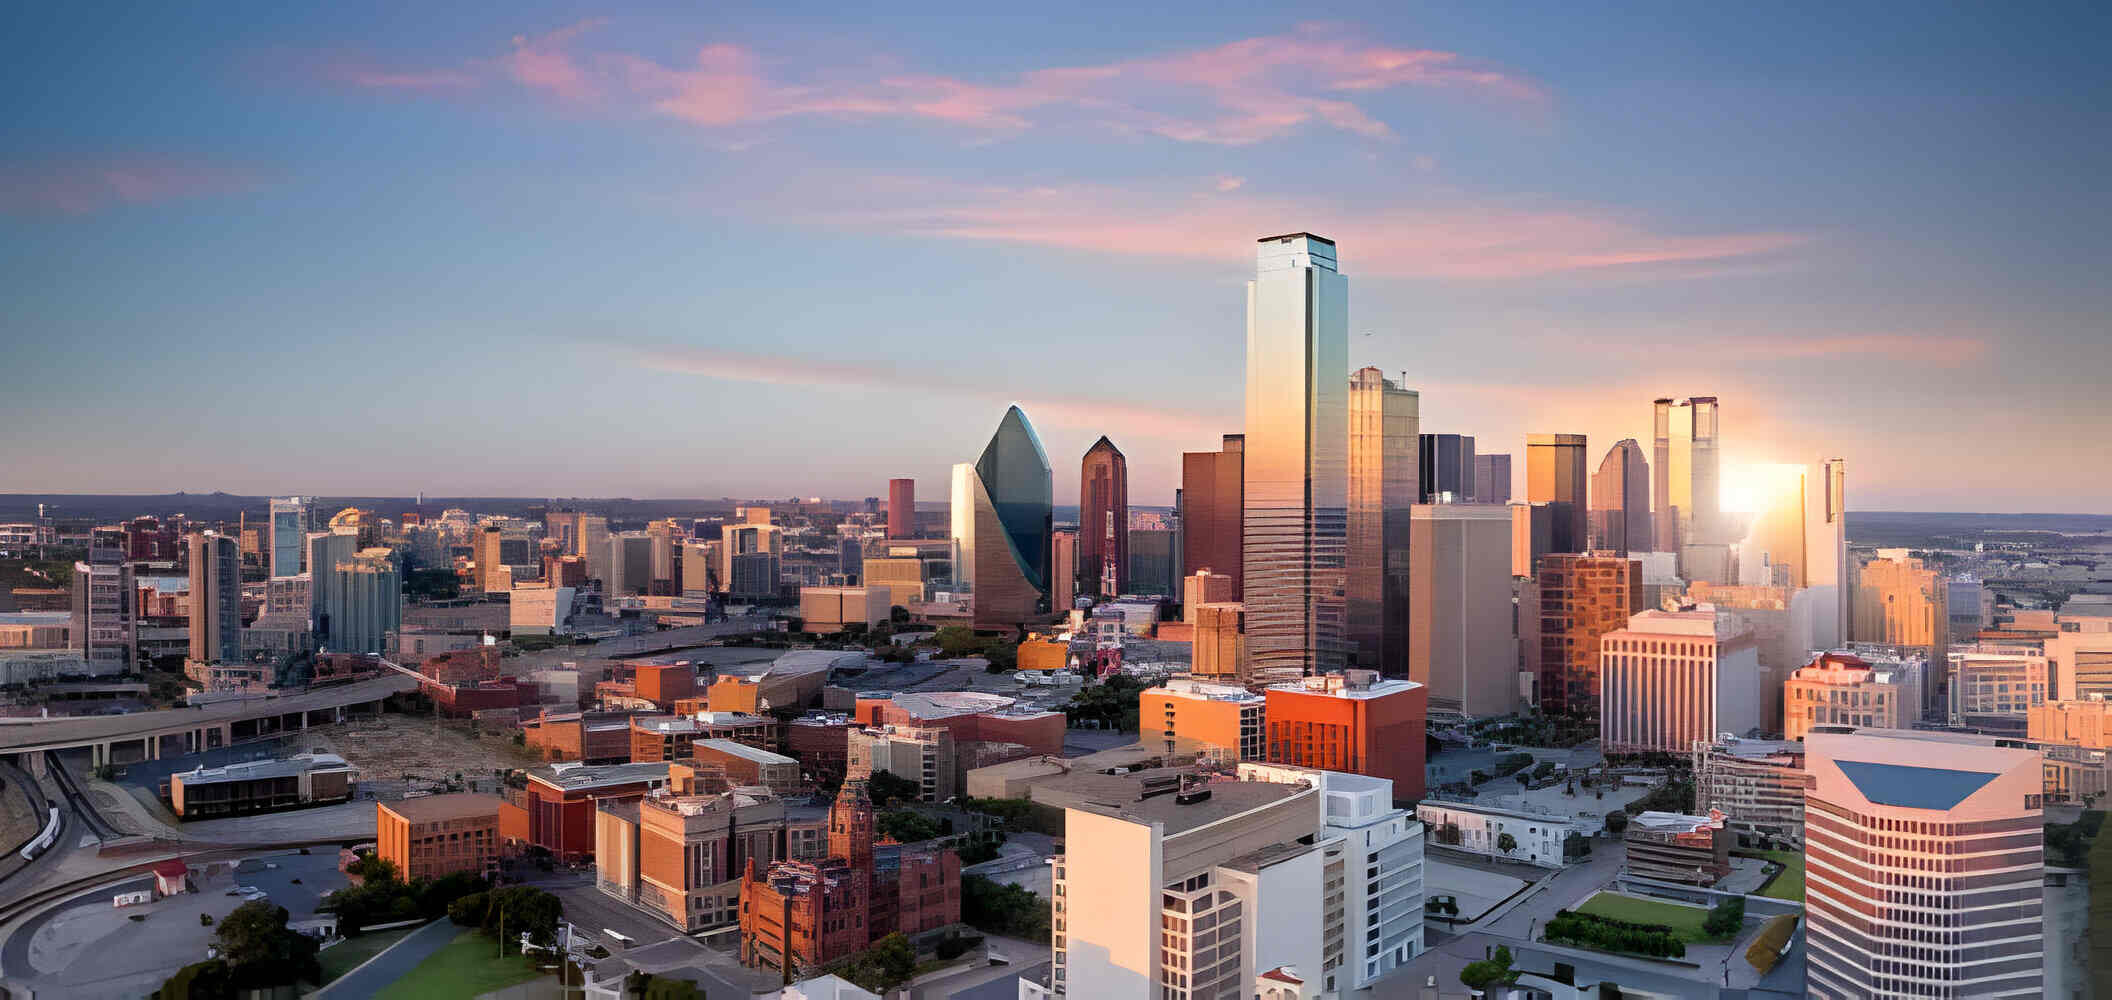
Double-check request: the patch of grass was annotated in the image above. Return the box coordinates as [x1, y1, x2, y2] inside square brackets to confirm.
[317, 925, 416, 984]
[1738, 849, 1806, 902]
[1575, 892, 1716, 942]
[386, 927, 544, 999]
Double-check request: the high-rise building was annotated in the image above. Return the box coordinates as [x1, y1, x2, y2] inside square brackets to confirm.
[1191, 602, 1245, 680]
[1781, 650, 1922, 741]
[1418, 433, 1476, 503]
[1347, 367, 1418, 678]
[579, 514, 610, 584]
[187, 531, 240, 664]
[1526, 434, 1587, 555]
[1181, 570, 1236, 622]
[1264, 670, 1427, 801]
[269, 497, 308, 578]
[70, 558, 135, 674]
[305, 529, 358, 644]
[1510, 501, 1554, 578]
[719, 524, 783, 597]
[1806, 458, 1849, 648]
[1588, 439, 1651, 557]
[1179, 434, 1243, 597]
[1651, 396, 1721, 565]
[474, 524, 506, 593]
[887, 478, 915, 539]
[951, 406, 1053, 630]
[325, 548, 400, 655]
[1855, 551, 1950, 714]
[1474, 452, 1511, 505]
[1244, 233, 1349, 675]
[1049, 529, 1077, 612]
[1536, 554, 1643, 715]
[1802, 729, 2043, 999]
[1125, 526, 1175, 598]
[604, 532, 654, 597]
[1409, 504, 1516, 718]
[1599, 605, 1762, 754]
[1079, 437, 1128, 600]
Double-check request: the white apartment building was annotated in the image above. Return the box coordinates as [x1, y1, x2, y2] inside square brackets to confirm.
[1412, 800, 1577, 867]
[1803, 729, 2043, 999]
[1599, 604, 1763, 753]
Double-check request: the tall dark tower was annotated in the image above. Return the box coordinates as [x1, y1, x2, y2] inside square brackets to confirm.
[1079, 436, 1129, 600]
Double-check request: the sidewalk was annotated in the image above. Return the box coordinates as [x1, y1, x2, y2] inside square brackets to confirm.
[314, 919, 457, 1000]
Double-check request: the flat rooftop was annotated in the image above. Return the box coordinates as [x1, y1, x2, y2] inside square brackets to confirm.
[175, 753, 352, 786]
[1043, 768, 1306, 837]
[530, 760, 672, 792]
[694, 738, 796, 766]
[383, 792, 503, 823]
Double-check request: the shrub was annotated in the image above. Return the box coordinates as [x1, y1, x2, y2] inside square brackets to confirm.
[1703, 896, 1746, 938]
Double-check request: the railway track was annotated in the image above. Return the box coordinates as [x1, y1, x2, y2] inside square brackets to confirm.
[44, 754, 117, 842]
[0, 835, 370, 930]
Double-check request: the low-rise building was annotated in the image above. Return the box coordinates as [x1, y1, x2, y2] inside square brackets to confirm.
[1692, 737, 1807, 848]
[522, 710, 639, 763]
[799, 585, 892, 634]
[596, 765, 809, 932]
[503, 761, 672, 863]
[847, 724, 956, 802]
[1140, 676, 1264, 761]
[786, 712, 855, 786]
[377, 793, 504, 881]
[1413, 800, 1577, 867]
[1264, 670, 1427, 801]
[1623, 810, 1732, 885]
[167, 752, 357, 820]
[1782, 649, 1922, 742]
[2030, 696, 2112, 749]
[691, 739, 801, 797]
[1947, 642, 2050, 734]
[631, 715, 704, 762]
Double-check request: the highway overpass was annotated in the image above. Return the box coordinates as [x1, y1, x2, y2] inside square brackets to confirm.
[0, 674, 417, 767]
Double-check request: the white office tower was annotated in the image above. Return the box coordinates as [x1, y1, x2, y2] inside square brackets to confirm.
[1804, 459, 1848, 648]
[1243, 233, 1349, 675]
[1803, 729, 2043, 999]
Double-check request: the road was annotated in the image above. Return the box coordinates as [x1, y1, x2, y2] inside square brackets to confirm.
[315, 918, 459, 1000]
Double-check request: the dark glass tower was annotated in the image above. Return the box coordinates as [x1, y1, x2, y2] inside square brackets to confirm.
[951, 406, 1053, 629]
[1079, 436, 1128, 600]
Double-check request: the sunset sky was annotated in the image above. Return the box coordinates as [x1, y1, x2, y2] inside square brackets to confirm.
[4, 2, 2108, 512]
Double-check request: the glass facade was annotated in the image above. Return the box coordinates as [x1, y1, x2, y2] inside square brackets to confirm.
[952, 406, 1052, 628]
[1079, 436, 1128, 599]
[1347, 367, 1417, 677]
[1417, 434, 1475, 504]
[1525, 433, 1588, 556]
[1588, 439, 1650, 556]
[1244, 234, 1348, 675]
[1652, 396, 1720, 561]
[269, 497, 307, 578]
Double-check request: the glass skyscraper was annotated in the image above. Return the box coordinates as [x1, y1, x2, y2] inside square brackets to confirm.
[1526, 433, 1588, 556]
[1244, 233, 1348, 675]
[1079, 436, 1128, 600]
[269, 496, 307, 578]
[1652, 396, 1721, 561]
[1588, 439, 1650, 556]
[1348, 366, 1417, 677]
[952, 405, 1052, 629]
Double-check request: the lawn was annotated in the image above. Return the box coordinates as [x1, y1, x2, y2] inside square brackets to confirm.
[1739, 849, 1806, 902]
[1575, 891, 1716, 942]
[318, 926, 415, 984]
[384, 927, 546, 999]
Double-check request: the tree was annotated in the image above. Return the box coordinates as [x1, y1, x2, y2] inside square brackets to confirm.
[1458, 944, 1517, 991]
[1496, 832, 1518, 856]
[867, 770, 923, 807]
[1604, 810, 1629, 834]
[449, 891, 491, 927]
[1703, 896, 1746, 938]
[877, 809, 942, 843]
[842, 933, 918, 994]
[211, 901, 322, 989]
[935, 626, 984, 658]
[962, 875, 1052, 939]
[481, 886, 564, 952]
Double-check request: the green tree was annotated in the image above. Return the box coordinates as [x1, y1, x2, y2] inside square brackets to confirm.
[961, 875, 1052, 939]
[877, 809, 943, 843]
[867, 770, 923, 806]
[842, 933, 918, 994]
[1496, 832, 1517, 856]
[1604, 810, 1629, 834]
[212, 901, 322, 989]
[1458, 945, 1517, 990]
[449, 891, 491, 927]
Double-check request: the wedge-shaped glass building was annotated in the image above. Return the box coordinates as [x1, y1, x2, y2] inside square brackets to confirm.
[952, 406, 1052, 629]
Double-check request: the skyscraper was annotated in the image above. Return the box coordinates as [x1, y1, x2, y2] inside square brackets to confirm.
[306, 529, 358, 643]
[269, 496, 307, 578]
[1417, 433, 1476, 503]
[1180, 434, 1243, 596]
[1473, 452, 1511, 505]
[1049, 529, 1077, 612]
[1347, 367, 1418, 677]
[951, 405, 1053, 630]
[1802, 729, 2043, 999]
[1588, 439, 1650, 556]
[887, 478, 915, 539]
[1079, 437, 1128, 600]
[326, 548, 401, 655]
[71, 558, 135, 674]
[1855, 550, 1950, 713]
[1244, 233, 1349, 675]
[1525, 433, 1588, 555]
[474, 524, 506, 592]
[187, 530, 240, 664]
[1651, 396, 1721, 565]
[1409, 503, 1516, 717]
[1536, 553, 1642, 714]
[1805, 458, 1848, 648]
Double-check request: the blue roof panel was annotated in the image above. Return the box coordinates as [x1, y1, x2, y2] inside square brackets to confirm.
[1835, 760, 2001, 811]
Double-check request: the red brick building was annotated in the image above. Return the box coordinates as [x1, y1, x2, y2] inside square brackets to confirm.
[633, 662, 698, 708]
[500, 761, 670, 863]
[786, 713, 855, 786]
[377, 793, 504, 881]
[521, 710, 638, 763]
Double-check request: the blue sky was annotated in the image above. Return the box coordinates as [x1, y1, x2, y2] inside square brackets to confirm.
[3, 2, 2107, 511]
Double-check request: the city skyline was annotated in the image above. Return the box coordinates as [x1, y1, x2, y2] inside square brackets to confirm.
[3, 4, 2108, 512]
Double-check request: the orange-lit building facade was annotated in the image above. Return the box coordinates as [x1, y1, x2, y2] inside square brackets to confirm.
[631, 662, 698, 707]
[1782, 650, 1919, 742]
[376, 793, 503, 881]
[1180, 434, 1244, 597]
[1536, 554, 1643, 714]
[2030, 698, 2112, 750]
[1264, 670, 1427, 801]
[502, 761, 670, 863]
[1141, 677, 1264, 760]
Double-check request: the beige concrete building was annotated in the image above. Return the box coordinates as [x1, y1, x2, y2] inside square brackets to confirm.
[2030, 696, 2112, 749]
[1599, 605, 1762, 753]
[1947, 641, 2049, 734]
[798, 585, 891, 634]
[1181, 570, 1237, 623]
[1853, 552, 1949, 713]
[1782, 649, 1922, 742]
[846, 724, 956, 802]
[1408, 503, 1516, 718]
[1190, 602, 1245, 680]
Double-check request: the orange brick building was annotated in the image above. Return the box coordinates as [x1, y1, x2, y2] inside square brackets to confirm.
[1264, 670, 1427, 801]
[705, 675, 763, 714]
[632, 662, 698, 707]
[630, 716, 703, 762]
[521, 710, 638, 763]
[1140, 677, 1265, 760]
[376, 793, 504, 881]
[692, 739, 801, 797]
[501, 761, 671, 863]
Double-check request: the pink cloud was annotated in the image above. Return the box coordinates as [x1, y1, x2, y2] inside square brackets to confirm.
[760, 175, 1801, 281]
[313, 60, 478, 92]
[0, 160, 267, 216]
[505, 19, 607, 101]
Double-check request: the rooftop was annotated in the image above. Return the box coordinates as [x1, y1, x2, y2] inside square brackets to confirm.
[1630, 810, 1724, 834]
[1046, 768, 1307, 837]
[174, 752, 352, 786]
[1151, 677, 1263, 704]
[1268, 671, 1422, 701]
[694, 738, 797, 766]
[529, 760, 672, 792]
[383, 792, 503, 823]
[1834, 760, 2000, 811]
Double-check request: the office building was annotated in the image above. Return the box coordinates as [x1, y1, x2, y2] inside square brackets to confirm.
[951, 406, 1054, 630]
[860, 555, 924, 610]
[1599, 605, 1763, 754]
[1264, 670, 1426, 801]
[1191, 602, 1245, 681]
[1245, 233, 1349, 675]
[2030, 697, 2112, 749]
[475, 524, 507, 592]
[604, 532, 655, 597]
[885, 478, 915, 539]
[1588, 439, 1650, 557]
[168, 752, 357, 819]
[1510, 501, 1553, 577]
[377, 793, 503, 881]
[1856, 551, 1950, 714]
[70, 558, 135, 674]
[1418, 433, 1476, 503]
[1049, 529, 1077, 611]
[1141, 676, 1264, 760]
[187, 531, 240, 664]
[1408, 503, 1516, 718]
[692, 740, 801, 797]
[1526, 433, 1588, 555]
[1080, 437, 1129, 600]
[305, 529, 358, 644]
[1182, 570, 1236, 622]
[1806, 459, 1849, 648]
[1035, 766, 1325, 1000]
[323, 548, 399, 656]
[1125, 526, 1176, 598]
[1783, 649, 1923, 742]
[1625, 811, 1732, 885]
[1651, 396, 1722, 567]
[847, 724, 956, 802]
[720, 524, 785, 591]
[799, 585, 891, 634]
[1179, 434, 1244, 596]
[2052, 629, 2112, 701]
[596, 770, 820, 933]
[1946, 642, 2048, 734]
[503, 761, 673, 863]
[1474, 452, 1511, 506]
[1802, 729, 2043, 999]
[269, 497, 308, 578]
[1693, 737, 1807, 848]
[1536, 554, 1643, 715]
[1347, 366, 1418, 678]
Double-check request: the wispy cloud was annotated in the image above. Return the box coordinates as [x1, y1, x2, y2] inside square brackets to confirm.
[505, 19, 607, 101]
[740, 174, 1802, 281]
[310, 59, 479, 92]
[0, 159, 267, 216]
[606, 340, 1222, 439]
